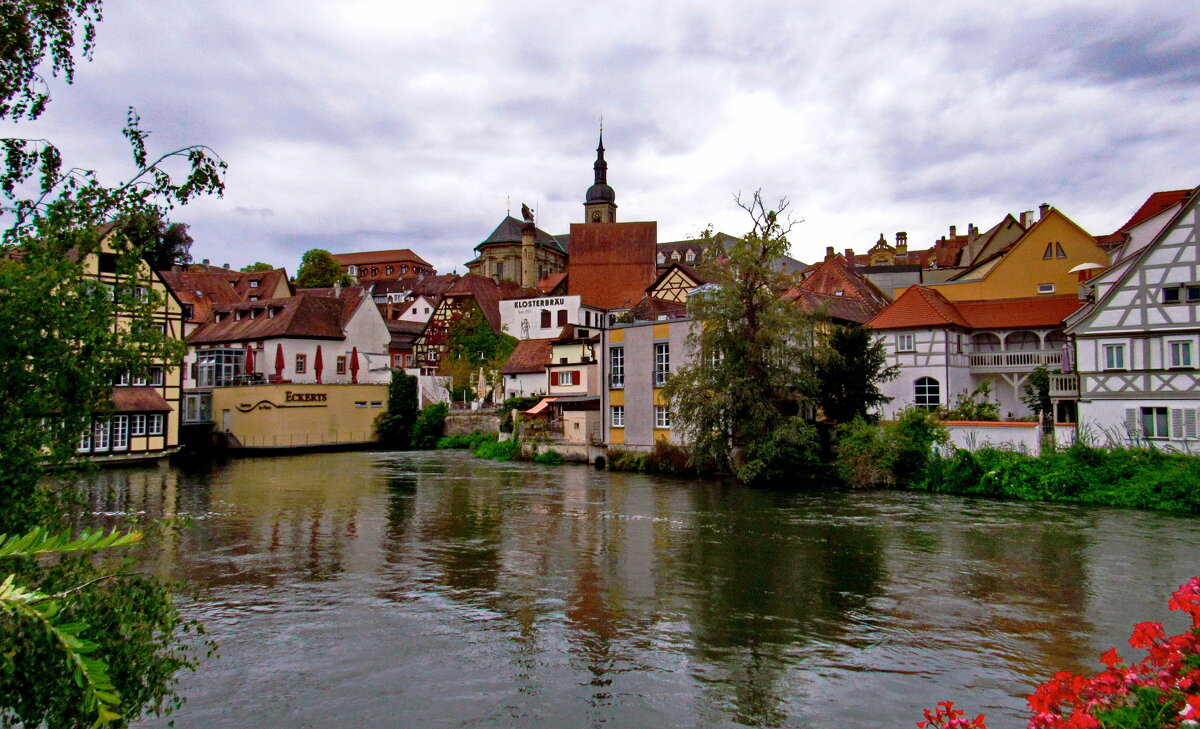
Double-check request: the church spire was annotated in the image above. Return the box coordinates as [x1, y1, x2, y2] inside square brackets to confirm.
[584, 120, 616, 223]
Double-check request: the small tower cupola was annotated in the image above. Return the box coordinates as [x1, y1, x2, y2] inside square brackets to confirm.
[583, 126, 617, 223]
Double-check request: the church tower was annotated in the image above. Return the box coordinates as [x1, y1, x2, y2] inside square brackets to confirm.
[583, 129, 617, 223]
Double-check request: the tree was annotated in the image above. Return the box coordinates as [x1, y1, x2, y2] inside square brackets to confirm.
[119, 210, 194, 270]
[377, 370, 419, 448]
[810, 322, 897, 423]
[240, 261, 274, 272]
[438, 303, 517, 399]
[1021, 364, 1056, 422]
[662, 190, 822, 484]
[294, 248, 351, 288]
[0, 4, 224, 726]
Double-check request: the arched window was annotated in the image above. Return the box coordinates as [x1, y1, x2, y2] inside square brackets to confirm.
[971, 333, 1002, 352]
[1005, 331, 1039, 351]
[915, 377, 940, 409]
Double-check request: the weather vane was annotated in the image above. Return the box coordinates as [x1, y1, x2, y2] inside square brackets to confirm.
[599, 114, 603, 132]
[506, 195, 510, 217]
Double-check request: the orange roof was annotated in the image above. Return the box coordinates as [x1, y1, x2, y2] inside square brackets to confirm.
[866, 286, 969, 330]
[868, 288, 1083, 331]
[536, 272, 567, 294]
[567, 222, 658, 309]
[789, 255, 890, 314]
[442, 274, 538, 331]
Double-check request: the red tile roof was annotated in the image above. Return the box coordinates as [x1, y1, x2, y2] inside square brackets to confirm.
[630, 296, 688, 321]
[866, 286, 970, 330]
[536, 272, 567, 294]
[867, 287, 1083, 330]
[188, 293, 349, 344]
[1116, 190, 1192, 233]
[784, 254, 890, 321]
[442, 274, 538, 331]
[567, 222, 658, 309]
[331, 249, 431, 267]
[159, 269, 264, 323]
[502, 338, 553, 375]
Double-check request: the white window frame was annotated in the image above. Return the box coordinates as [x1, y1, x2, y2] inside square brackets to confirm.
[654, 405, 671, 428]
[149, 414, 164, 436]
[897, 333, 915, 352]
[295, 353, 306, 373]
[1141, 406, 1169, 439]
[914, 377, 940, 409]
[1169, 340, 1192, 368]
[609, 347, 624, 388]
[93, 419, 110, 451]
[653, 343, 670, 386]
[1038, 283, 1056, 294]
[1103, 343, 1126, 370]
[131, 414, 147, 436]
[611, 405, 625, 427]
[111, 415, 129, 451]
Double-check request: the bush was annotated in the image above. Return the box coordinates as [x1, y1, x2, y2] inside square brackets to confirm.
[410, 403, 448, 449]
[606, 447, 652, 473]
[534, 449, 564, 465]
[736, 416, 822, 486]
[834, 408, 948, 488]
[472, 437, 520, 461]
[500, 396, 542, 433]
[376, 370, 419, 448]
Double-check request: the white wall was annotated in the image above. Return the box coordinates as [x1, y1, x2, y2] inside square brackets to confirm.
[499, 295, 604, 339]
[943, 422, 1041, 454]
[504, 372, 547, 399]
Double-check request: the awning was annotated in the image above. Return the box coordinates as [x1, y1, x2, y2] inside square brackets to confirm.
[111, 388, 174, 413]
[523, 397, 557, 414]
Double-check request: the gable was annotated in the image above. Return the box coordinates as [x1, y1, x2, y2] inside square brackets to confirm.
[1070, 190, 1200, 334]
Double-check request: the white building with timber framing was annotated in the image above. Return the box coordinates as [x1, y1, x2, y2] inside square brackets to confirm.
[1064, 187, 1200, 448]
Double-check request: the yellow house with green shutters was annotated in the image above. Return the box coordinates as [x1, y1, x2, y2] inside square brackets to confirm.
[896, 207, 1109, 302]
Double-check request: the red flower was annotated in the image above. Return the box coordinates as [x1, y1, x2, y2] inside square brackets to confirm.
[1099, 648, 1121, 669]
[1129, 621, 1166, 649]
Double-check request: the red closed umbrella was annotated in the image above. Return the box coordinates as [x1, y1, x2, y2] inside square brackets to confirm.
[315, 345, 324, 384]
[274, 342, 285, 381]
[244, 343, 255, 376]
[349, 346, 359, 384]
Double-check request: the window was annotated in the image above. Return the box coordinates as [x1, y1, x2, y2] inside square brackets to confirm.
[78, 428, 92, 453]
[654, 405, 671, 428]
[250, 279, 259, 288]
[1056, 243, 1066, 258]
[337, 356, 347, 374]
[611, 406, 625, 427]
[295, 354, 307, 373]
[134, 286, 149, 302]
[557, 309, 567, 327]
[1163, 287, 1182, 304]
[1043, 243, 1053, 259]
[196, 348, 246, 387]
[557, 370, 579, 387]
[149, 366, 164, 386]
[1170, 341, 1193, 368]
[1142, 407, 1169, 439]
[149, 414, 164, 435]
[609, 347, 624, 388]
[370, 401, 383, 408]
[1188, 285, 1200, 303]
[496, 262, 504, 279]
[392, 354, 403, 368]
[386, 266, 393, 275]
[355, 401, 367, 408]
[1103, 344, 1126, 370]
[897, 333, 915, 352]
[540, 310, 551, 328]
[117, 372, 130, 386]
[348, 265, 357, 276]
[93, 419, 110, 451]
[914, 377, 940, 409]
[371, 268, 378, 277]
[656, 252, 665, 264]
[131, 414, 147, 436]
[653, 343, 670, 386]
[249, 296, 259, 302]
[98, 253, 118, 273]
[1038, 283, 1056, 294]
[405, 354, 414, 367]
[111, 416, 129, 451]
[182, 304, 194, 320]
[685, 250, 695, 263]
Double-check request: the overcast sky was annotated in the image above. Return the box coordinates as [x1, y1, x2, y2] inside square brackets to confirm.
[23, 0, 1200, 273]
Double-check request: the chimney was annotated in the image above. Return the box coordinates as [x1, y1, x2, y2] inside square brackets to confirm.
[222, 262, 230, 269]
[333, 281, 342, 297]
[844, 248, 854, 260]
[825, 246, 835, 261]
[968, 223, 978, 241]
[1020, 210, 1034, 228]
[1039, 203, 1050, 220]
[895, 232, 908, 254]
[202, 258, 210, 265]
[949, 225, 957, 238]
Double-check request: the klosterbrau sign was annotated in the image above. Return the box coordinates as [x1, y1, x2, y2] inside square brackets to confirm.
[512, 297, 565, 309]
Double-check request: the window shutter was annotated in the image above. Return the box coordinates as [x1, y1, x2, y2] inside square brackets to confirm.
[1187, 409, 1199, 439]
[572, 371, 580, 386]
[1124, 408, 1139, 438]
[1172, 408, 1185, 440]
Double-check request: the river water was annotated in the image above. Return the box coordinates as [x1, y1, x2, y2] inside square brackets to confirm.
[90, 450, 1197, 729]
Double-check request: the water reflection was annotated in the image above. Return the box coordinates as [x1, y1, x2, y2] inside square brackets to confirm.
[80, 451, 1200, 729]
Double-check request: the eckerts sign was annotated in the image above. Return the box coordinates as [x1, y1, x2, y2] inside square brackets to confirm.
[285, 391, 327, 402]
[511, 297, 565, 309]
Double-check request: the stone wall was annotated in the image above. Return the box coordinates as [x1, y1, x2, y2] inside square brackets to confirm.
[444, 408, 502, 436]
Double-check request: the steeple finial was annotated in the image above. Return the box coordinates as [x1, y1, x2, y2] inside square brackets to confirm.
[593, 122, 607, 186]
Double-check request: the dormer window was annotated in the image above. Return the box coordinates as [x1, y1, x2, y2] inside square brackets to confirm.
[235, 311, 243, 321]
[249, 296, 259, 302]
[250, 280, 259, 288]
[229, 281, 236, 287]
[348, 265, 357, 276]
[835, 289, 844, 296]
[657, 253, 666, 264]
[685, 250, 695, 263]
[671, 251, 681, 262]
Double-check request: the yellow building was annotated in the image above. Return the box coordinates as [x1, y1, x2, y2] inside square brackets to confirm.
[77, 238, 186, 462]
[210, 383, 388, 448]
[900, 207, 1108, 301]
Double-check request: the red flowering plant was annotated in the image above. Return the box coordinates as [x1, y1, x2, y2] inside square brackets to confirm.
[919, 578, 1200, 729]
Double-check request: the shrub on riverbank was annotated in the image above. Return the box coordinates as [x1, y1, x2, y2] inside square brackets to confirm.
[410, 403, 448, 449]
[437, 432, 495, 450]
[606, 443, 696, 476]
[920, 441, 1200, 513]
[835, 409, 947, 488]
[472, 436, 519, 461]
[533, 450, 564, 465]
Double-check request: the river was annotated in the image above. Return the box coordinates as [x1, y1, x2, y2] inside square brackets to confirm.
[87, 450, 1198, 729]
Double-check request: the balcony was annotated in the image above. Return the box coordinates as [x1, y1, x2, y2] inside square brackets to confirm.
[1050, 373, 1079, 398]
[968, 349, 1062, 373]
